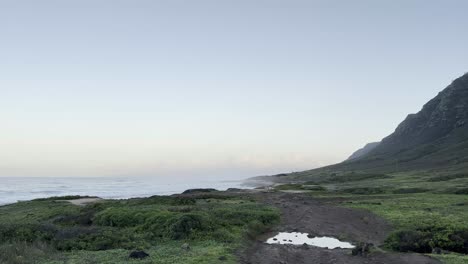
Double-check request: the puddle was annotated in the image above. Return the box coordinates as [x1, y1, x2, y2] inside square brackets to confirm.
[266, 232, 355, 249]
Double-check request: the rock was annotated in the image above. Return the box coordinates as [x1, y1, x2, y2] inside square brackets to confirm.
[129, 251, 149, 259]
[352, 242, 373, 257]
[182, 188, 217, 194]
[181, 243, 190, 251]
[307, 234, 314, 238]
[432, 247, 442, 254]
[301, 243, 309, 250]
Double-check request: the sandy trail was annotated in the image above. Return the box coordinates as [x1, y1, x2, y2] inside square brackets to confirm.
[65, 198, 103, 206]
[239, 192, 440, 264]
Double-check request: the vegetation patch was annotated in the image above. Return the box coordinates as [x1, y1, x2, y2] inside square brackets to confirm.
[323, 173, 391, 183]
[339, 193, 468, 256]
[274, 183, 325, 191]
[340, 187, 388, 195]
[428, 173, 468, 182]
[429, 253, 468, 264]
[0, 195, 280, 263]
[392, 188, 429, 194]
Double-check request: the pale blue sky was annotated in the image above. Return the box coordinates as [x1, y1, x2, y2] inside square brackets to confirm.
[1, 0, 468, 178]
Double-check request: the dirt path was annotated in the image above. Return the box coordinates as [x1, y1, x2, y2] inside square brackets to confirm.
[65, 197, 102, 206]
[239, 192, 440, 264]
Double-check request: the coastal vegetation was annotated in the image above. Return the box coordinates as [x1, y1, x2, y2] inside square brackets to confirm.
[0, 192, 280, 263]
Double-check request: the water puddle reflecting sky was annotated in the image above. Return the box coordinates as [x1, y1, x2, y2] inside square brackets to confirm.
[266, 232, 355, 249]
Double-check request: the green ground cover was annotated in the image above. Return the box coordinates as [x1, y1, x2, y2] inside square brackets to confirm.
[0, 193, 280, 264]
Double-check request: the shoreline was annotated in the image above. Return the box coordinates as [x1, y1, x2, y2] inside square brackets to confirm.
[0, 177, 254, 207]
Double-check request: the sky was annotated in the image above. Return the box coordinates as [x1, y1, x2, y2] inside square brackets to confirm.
[1, 0, 468, 179]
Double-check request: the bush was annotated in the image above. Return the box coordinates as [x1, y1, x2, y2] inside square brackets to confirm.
[454, 188, 468, 195]
[0, 223, 49, 242]
[93, 208, 151, 227]
[168, 214, 206, 240]
[386, 230, 432, 253]
[386, 227, 468, 254]
[245, 220, 271, 239]
[0, 241, 58, 264]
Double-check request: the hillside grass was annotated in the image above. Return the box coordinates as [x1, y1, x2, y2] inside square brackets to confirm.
[0, 193, 280, 264]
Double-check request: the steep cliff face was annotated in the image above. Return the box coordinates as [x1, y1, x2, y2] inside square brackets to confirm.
[263, 73, 468, 184]
[306, 72, 468, 175]
[370, 73, 468, 157]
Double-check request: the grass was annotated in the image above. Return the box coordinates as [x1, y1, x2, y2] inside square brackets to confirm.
[0, 194, 280, 264]
[429, 253, 468, 264]
[41, 241, 237, 264]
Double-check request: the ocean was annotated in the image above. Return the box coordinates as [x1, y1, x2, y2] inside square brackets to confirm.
[0, 176, 248, 206]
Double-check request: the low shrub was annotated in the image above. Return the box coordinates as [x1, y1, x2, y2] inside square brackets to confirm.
[386, 227, 468, 254]
[0, 241, 58, 264]
[454, 188, 468, 195]
[392, 188, 429, 194]
[168, 214, 207, 240]
[341, 187, 387, 195]
[324, 173, 390, 183]
[428, 174, 468, 182]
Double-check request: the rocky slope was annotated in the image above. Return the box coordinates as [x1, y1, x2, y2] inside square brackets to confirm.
[365, 72, 468, 162]
[347, 142, 380, 161]
[268, 72, 468, 181]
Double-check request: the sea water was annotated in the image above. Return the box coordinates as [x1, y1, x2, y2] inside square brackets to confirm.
[0, 176, 247, 206]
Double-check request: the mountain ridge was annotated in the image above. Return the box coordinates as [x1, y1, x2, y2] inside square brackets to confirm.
[265, 72, 468, 182]
[346, 142, 380, 161]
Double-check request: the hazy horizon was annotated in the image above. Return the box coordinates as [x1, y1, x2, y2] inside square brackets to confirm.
[2, 0, 468, 178]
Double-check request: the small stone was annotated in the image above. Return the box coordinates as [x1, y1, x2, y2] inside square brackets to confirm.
[181, 243, 190, 251]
